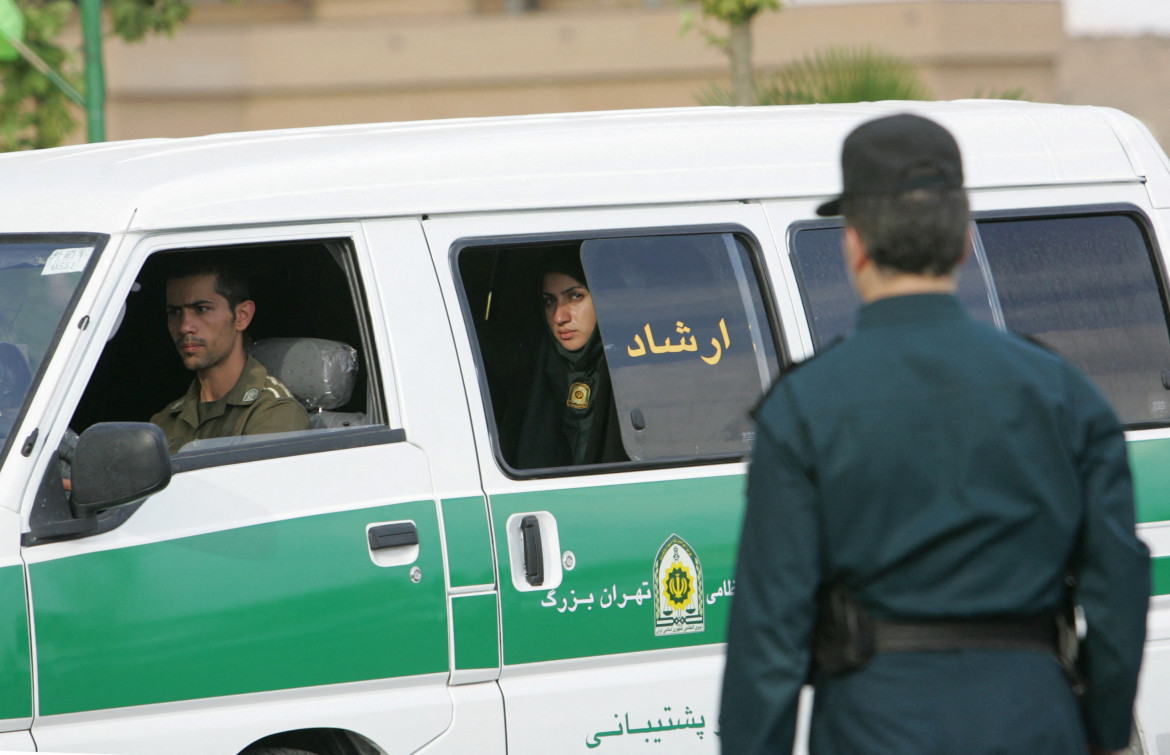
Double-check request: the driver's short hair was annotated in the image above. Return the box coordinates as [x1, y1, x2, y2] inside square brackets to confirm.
[165, 254, 251, 312]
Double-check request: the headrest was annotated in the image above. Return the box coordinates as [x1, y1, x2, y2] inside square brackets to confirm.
[248, 338, 358, 412]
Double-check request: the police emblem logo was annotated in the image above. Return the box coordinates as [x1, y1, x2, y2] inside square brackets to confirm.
[242, 388, 260, 403]
[653, 533, 704, 636]
[566, 381, 591, 409]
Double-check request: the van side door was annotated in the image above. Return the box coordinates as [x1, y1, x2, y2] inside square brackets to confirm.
[20, 222, 458, 755]
[426, 203, 794, 753]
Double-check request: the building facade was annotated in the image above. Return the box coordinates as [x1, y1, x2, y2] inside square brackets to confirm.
[63, 0, 1169, 147]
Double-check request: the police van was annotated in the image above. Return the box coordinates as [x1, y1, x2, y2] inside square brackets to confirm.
[0, 101, 1166, 754]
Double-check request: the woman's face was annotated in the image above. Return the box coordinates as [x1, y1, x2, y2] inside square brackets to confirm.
[542, 272, 597, 352]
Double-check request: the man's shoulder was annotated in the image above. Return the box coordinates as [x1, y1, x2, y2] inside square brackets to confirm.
[752, 337, 847, 421]
[981, 326, 1094, 383]
[777, 335, 854, 386]
[253, 375, 303, 409]
[229, 356, 298, 406]
[234, 357, 312, 431]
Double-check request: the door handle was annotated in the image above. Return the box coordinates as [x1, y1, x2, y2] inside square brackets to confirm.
[505, 511, 561, 591]
[520, 514, 544, 586]
[368, 521, 419, 551]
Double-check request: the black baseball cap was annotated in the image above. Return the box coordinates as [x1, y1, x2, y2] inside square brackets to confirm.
[816, 113, 964, 217]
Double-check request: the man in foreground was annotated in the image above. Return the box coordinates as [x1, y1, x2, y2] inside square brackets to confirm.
[720, 114, 1149, 754]
[150, 257, 309, 453]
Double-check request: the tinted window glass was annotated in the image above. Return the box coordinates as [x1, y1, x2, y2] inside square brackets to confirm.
[582, 233, 779, 460]
[791, 225, 994, 349]
[1, 239, 97, 465]
[978, 213, 1170, 425]
[462, 231, 781, 472]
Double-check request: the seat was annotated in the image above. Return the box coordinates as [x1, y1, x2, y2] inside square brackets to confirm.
[248, 338, 365, 429]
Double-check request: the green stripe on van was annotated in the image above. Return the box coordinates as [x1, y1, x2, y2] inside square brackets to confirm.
[442, 496, 496, 588]
[492, 475, 746, 666]
[30, 501, 449, 715]
[0, 564, 31, 720]
[452, 593, 500, 672]
[1128, 436, 1170, 524]
[1153, 556, 1170, 597]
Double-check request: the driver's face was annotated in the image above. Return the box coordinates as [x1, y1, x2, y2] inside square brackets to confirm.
[165, 274, 243, 373]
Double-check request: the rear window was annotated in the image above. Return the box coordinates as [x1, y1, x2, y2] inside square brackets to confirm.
[791, 224, 995, 349]
[977, 213, 1170, 425]
[790, 208, 1170, 426]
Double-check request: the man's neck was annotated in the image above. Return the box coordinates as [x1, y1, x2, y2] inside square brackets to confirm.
[857, 270, 957, 303]
[196, 348, 248, 403]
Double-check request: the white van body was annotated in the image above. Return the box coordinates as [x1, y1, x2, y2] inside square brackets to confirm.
[0, 101, 1166, 754]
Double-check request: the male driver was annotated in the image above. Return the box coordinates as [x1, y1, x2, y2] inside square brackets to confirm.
[720, 114, 1149, 755]
[150, 258, 309, 453]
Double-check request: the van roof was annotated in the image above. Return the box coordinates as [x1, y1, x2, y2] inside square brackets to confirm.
[0, 100, 1150, 234]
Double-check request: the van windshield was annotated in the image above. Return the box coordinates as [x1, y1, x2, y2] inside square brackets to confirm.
[0, 239, 97, 458]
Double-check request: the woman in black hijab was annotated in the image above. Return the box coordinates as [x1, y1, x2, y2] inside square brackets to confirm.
[512, 250, 625, 469]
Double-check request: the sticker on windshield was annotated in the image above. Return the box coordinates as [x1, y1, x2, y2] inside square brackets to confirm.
[42, 247, 93, 276]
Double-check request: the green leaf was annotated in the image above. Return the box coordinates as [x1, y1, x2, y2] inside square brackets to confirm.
[0, 0, 25, 62]
[1, 0, 215, 150]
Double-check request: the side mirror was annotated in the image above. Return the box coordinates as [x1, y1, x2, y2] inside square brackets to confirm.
[71, 422, 171, 517]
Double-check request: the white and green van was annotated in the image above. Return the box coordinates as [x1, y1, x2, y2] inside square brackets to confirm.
[0, 101, 1166, 754]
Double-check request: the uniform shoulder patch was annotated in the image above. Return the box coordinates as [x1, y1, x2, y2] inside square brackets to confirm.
[263, 375, 296, 400]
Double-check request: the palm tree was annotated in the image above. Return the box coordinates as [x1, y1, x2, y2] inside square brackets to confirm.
[679, 0, 782, 106]
[700, 47, 929, 106]
[699, 47, 1029, 106]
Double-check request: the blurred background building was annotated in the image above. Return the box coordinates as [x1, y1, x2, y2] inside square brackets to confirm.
[61, 0, 1170, 147]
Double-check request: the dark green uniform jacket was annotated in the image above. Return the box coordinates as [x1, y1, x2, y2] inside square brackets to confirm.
[721, 294, 1149, 754]
[150, 355, 311, 454]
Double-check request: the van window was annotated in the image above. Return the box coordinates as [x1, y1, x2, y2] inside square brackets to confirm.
[581, 233, 779, 460]
[790, 223, 994, 349]
[976, 212, 1170, 425]
[70, 239, 384, 460]
[791, 211, 1170, 427]
[458, 230, 780, 474]
[0, 237, 100, 468]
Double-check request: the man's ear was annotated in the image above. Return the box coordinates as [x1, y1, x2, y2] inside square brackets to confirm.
[234, 299, 256, 332]
[959, 228, 974, 266]
[843, 226, 869, 275]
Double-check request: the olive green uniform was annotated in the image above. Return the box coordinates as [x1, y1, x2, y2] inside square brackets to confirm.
[151, 355, 311, 453]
